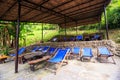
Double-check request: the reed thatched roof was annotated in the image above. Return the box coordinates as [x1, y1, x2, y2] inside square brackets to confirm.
[0, 0, 111, 28]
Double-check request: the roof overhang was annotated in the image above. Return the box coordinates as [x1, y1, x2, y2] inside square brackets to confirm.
[0, 0, 111, 28]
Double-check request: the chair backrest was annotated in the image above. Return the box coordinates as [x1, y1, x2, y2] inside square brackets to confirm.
[72, 47, 80, 54]
[98, 47, 110, 55]
[38, 46, 44, 51]
[49, 47, 56, 54]
[70, 37, 75, 41]
[65, 47, 71, 53]
[18, 47, 26, 55]
[76, 35, 83, 40]
[53, 49, 68, 60]
[83, 48, 93, 57]
[32, 46, 39, 52]
[94, 34, 100, 39]
[64, 37, 67, 41]
[42, 46, 50, 52]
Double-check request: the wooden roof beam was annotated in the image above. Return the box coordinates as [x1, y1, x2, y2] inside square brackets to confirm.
[59, 0, 93, 13]
[67, 5, 104, 16]
[20, 0, 49, 18]
[43, 7, 104, 22]
[69, 8, 104, 17]
[23, 0, 76, 22]
[36, 0, 93, 22]
[51, 0, 73, 10]
[31, 0, 74, 21]
[65, 1, 106, 15]
[60, 14, 101, 24]
[0, 1, 17, 18]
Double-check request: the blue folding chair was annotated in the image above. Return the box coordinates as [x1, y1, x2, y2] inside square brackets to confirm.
[65, 47, 71, 59]
[70, 37, 75, 41]
[97, 47, 115, 64]
[81, 48, 93, 61]
[71, 47, 81, 59]
[72, 47, 80, 55]
[93, 34, 100, 40]
[38, 46, 44, 51]
[46, 49, 69, 74]
[9, 47, 26, 57]
[47, 47, 56, 55]
[65, 47, 71, 52]
[31, 46, 39, 52]
[41, 46, 50, 53]
[63, 37, 67, 41]
[76, 35, 83, 41]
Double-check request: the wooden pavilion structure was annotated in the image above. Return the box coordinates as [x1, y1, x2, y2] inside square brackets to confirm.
[0, 0, 111, 73]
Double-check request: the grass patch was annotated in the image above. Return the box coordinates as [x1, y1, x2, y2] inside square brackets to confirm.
[20, 30, 59, 46]
[19, 29, 120, 46]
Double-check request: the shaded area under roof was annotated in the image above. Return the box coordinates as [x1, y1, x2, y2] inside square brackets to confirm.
[0, 0, 111, 28]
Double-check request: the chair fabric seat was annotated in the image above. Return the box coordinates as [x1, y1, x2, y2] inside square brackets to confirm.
[49, 47, 56, 54]
[72, 47, 80, 54]
[31, 46, 39, 52]
[48, 58, 62, 63]
[98, 47, 111, 55]
[83, 48, 93, 57]
[48, 49, 67, 63]
[41, 46, 50, 53]
[76, 35, 83, 40]
[9, 47, 26, 57]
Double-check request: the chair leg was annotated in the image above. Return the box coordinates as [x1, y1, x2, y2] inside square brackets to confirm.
[80, 56, 83, 61]
[30, 65, 35, 71]
[55, 62, 63, 75]
[99, 56, 102, 63]
[111, 56, 116, 64]
[44, 62, 50, 70]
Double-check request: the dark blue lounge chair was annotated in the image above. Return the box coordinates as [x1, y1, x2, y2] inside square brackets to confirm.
[46, 49, 69, 74]
[64, 37, 67, 41]
[41, 46, 50, 53]
[70, 37, 75, 41]
[93, 34, 100, 40]
[76, 35, 83, 41]
[31, 46, 39, 52]
[81, 48, 93, 61]
[9, 47, 26, 57]
[38, 46, 44, 51]
[97, 47, 115, 64]
[48, 47, 56, 55]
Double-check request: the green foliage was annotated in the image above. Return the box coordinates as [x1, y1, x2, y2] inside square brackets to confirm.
[0, 46, 9, 55]
[43, 24, 58, 30]
[77, 0, 120, 30]
[8, 22, 16, 38]
[106, 0, 120, 29]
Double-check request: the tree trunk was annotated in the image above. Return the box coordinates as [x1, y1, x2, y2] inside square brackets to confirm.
[6, 27, 11, 47]
[3, 28, 6, 46]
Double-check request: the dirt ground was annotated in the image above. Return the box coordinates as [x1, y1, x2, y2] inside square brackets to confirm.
[0, 56, 120, 80]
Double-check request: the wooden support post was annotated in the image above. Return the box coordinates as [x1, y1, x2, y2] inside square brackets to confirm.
[104, 6, 109, 40]
[15, 0, 21, 73]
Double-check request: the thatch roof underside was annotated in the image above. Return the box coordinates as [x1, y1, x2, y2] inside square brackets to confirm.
[0, 0, 111, 28]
